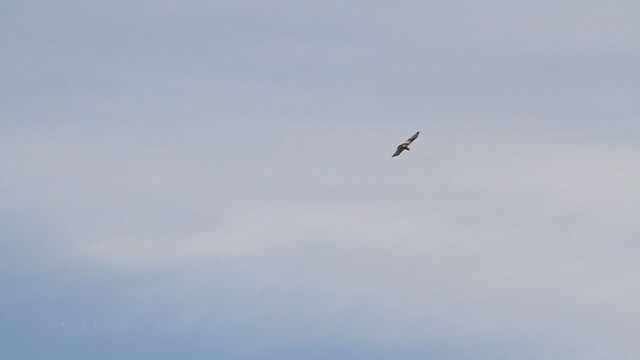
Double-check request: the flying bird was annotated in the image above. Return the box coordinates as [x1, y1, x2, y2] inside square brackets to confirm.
[392, 131, 420, 157]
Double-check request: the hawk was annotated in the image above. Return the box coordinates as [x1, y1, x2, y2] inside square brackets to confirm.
[392, 131, 420, 157]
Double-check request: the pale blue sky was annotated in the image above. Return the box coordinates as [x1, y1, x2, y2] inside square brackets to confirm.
[2, 1, 640, 359]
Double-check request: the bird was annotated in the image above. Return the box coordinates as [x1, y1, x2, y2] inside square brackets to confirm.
[392, 131, 420, 157]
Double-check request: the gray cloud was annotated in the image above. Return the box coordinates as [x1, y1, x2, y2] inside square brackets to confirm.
[2, 0, 640, 359]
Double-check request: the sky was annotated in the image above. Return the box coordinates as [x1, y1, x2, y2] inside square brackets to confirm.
[1, 0, 640, 358]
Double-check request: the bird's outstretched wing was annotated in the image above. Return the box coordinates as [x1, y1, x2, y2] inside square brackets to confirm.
[404, 131, 419, 145]
[392, 145, 405, 157]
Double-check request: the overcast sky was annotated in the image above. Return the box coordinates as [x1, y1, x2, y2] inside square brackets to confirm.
[2, 1, 640, 359]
